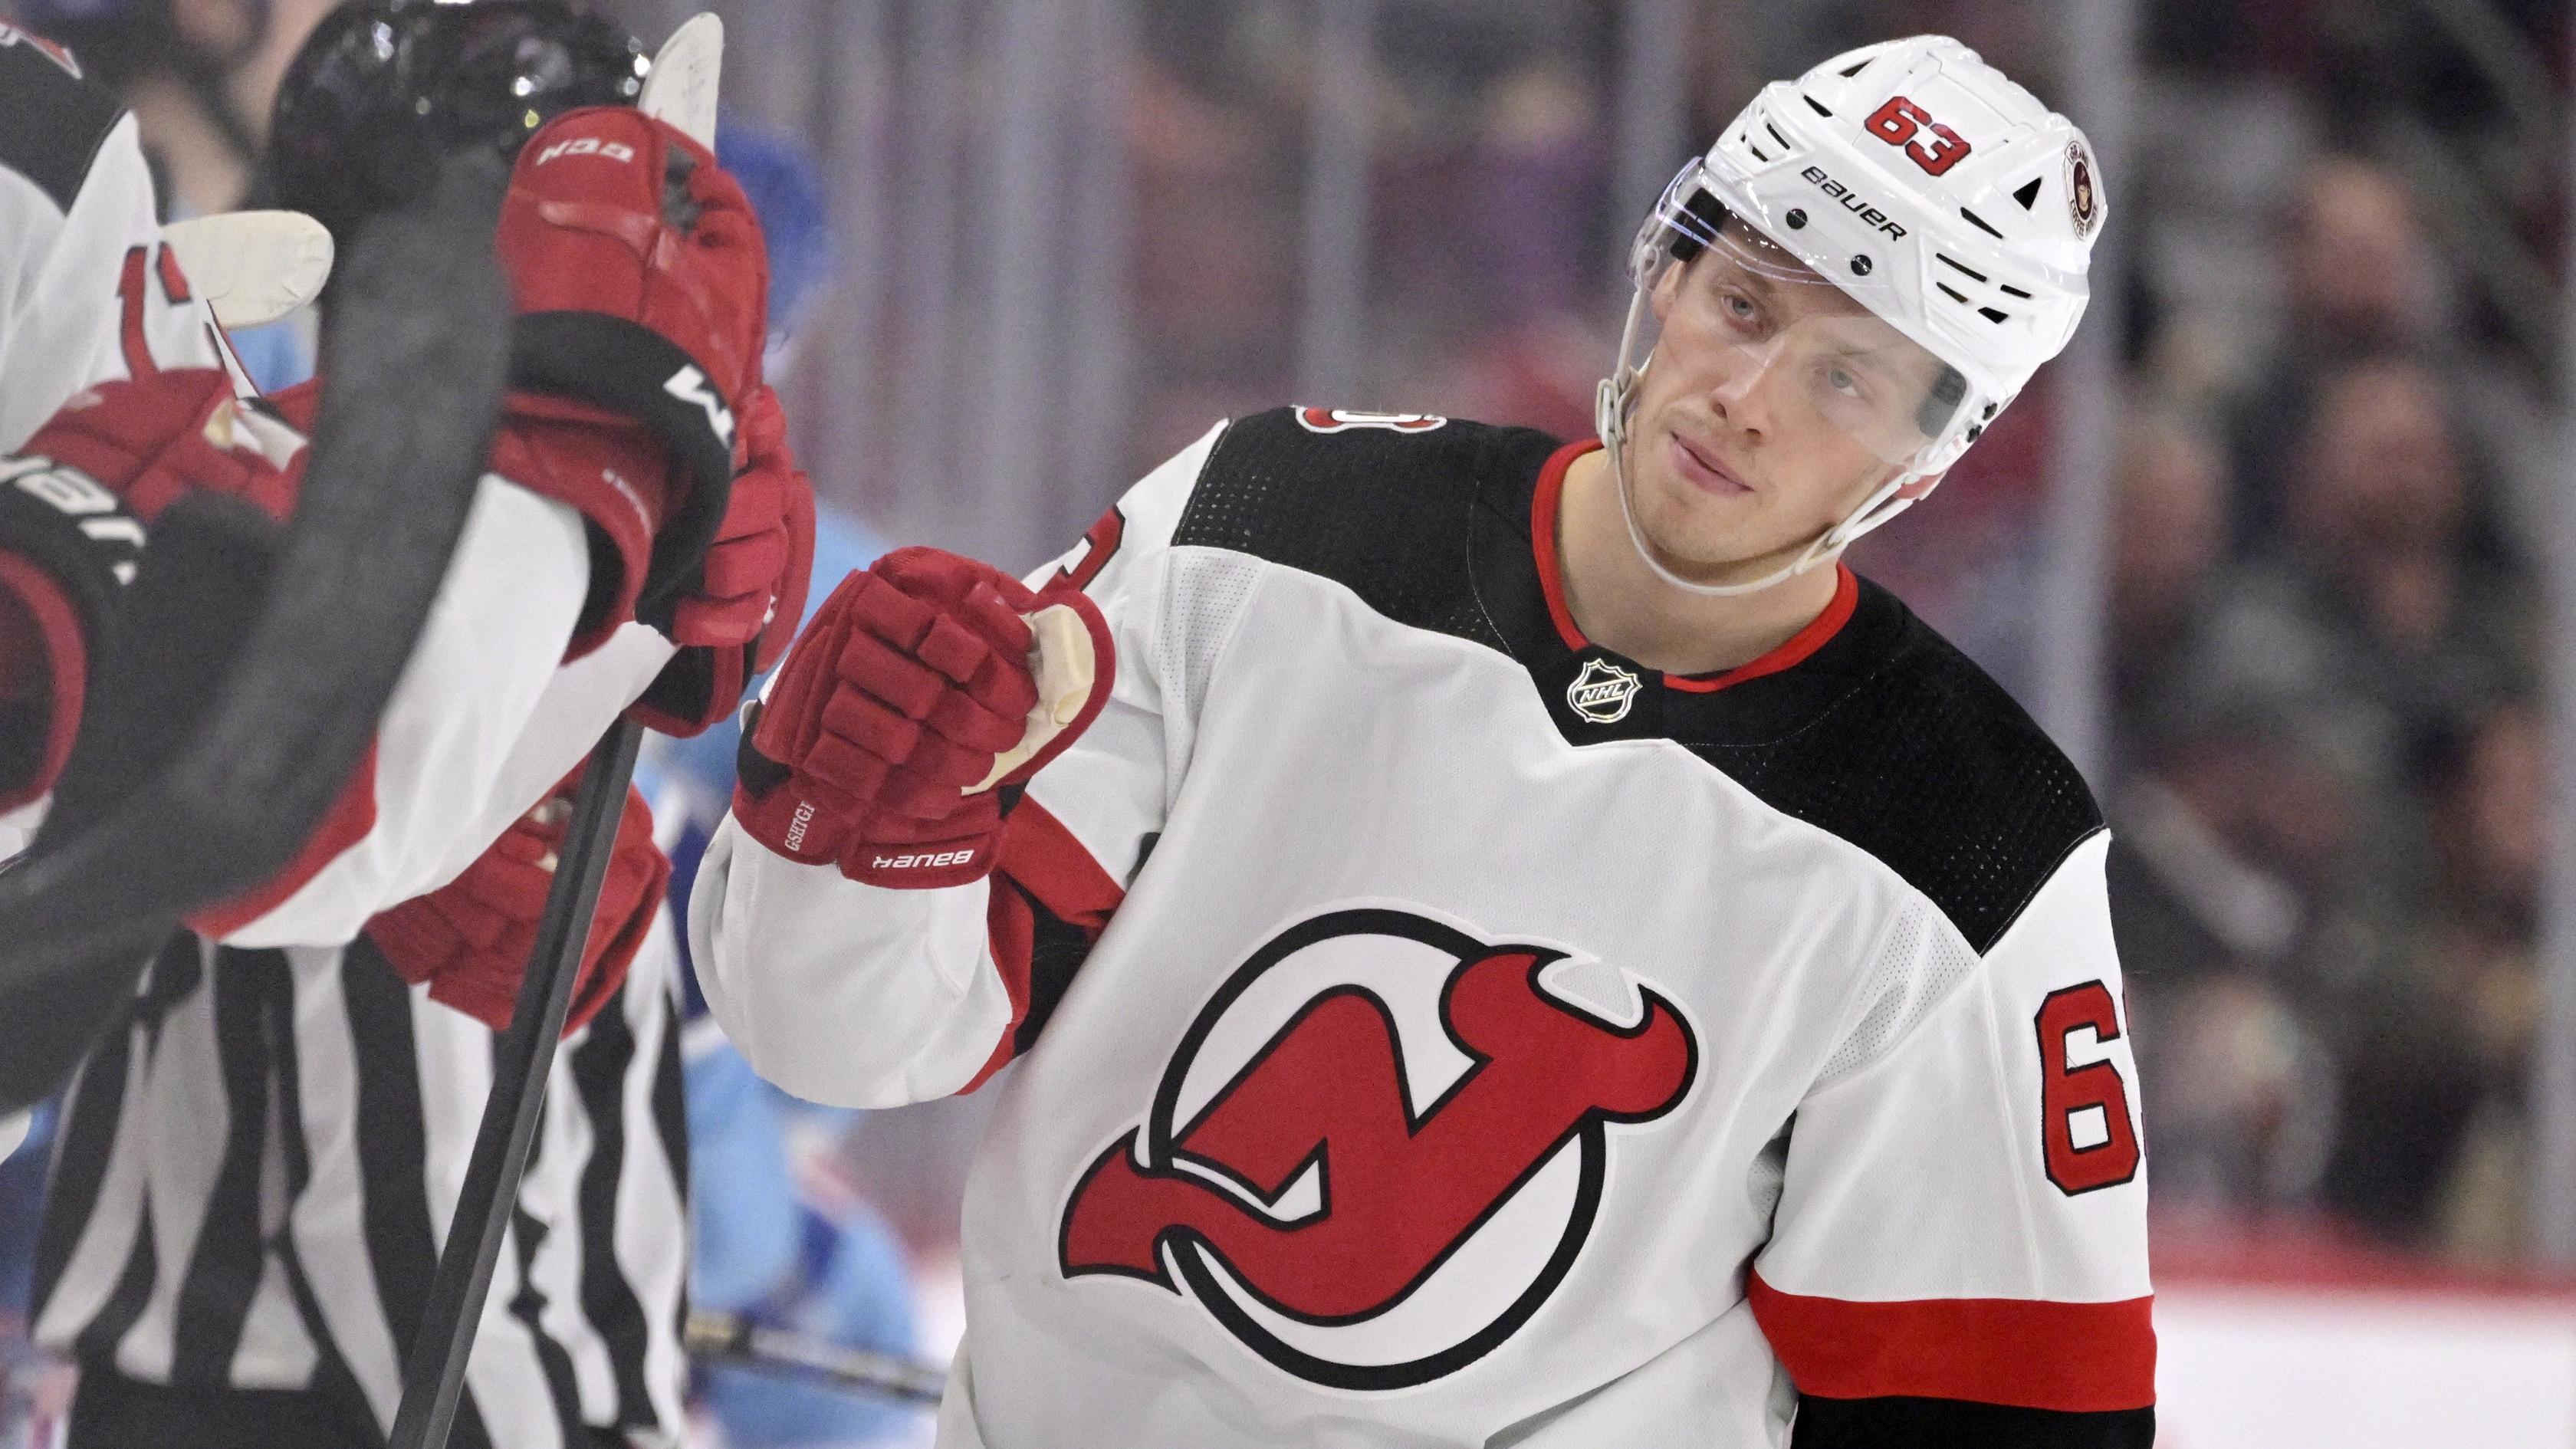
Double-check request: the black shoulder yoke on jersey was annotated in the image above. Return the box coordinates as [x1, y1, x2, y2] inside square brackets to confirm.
[0, 32, 126, 215]
[1176, 406, 2102, 955]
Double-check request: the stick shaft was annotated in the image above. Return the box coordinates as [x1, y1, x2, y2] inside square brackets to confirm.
[685, 1309, 950, 1406]
[388, 716, 646, 1449]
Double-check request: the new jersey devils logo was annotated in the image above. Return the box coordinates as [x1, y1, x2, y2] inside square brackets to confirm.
[1058, 909, 1697, 1389]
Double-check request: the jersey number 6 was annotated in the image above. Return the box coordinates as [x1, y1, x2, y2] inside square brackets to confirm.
[2036, 981, 2141, 1195]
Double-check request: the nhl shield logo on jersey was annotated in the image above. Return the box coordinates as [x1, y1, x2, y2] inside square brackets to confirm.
[1566, 658, 1643, 724]
[1057, 907, 1697, 1390]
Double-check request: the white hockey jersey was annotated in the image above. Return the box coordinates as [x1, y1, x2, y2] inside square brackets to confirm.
[694, 409, 2156, 1447]
[0, 42, 694, 1439]
[0, 25, 223, 454]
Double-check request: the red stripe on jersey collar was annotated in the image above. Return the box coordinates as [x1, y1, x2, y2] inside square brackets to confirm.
[1528, 441, 1594, 652]
[1746, 1270, 2157, 1413]
[1529, 439, 1860, 694]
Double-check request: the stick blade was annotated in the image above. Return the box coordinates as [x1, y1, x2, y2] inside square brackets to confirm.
[639, 13, 723, 148]
[163, 210, 336, 329]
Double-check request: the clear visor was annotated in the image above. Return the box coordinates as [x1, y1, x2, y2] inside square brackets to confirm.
[1615, 171, 1970, 476]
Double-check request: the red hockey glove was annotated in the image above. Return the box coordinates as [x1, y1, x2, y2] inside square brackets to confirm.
[629, 381, 816, 736]
[498, 105, 772, 636]
[25, 370, 304, 524]
[365, 770, 669, 1037]
[0, 370, 304, 810]
[733, 547, 1115, 890]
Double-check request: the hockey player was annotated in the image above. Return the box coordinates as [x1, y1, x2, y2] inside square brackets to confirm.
[696, 36, 2150, 1448]
[0, 7, 811, 1445]
[0, 21, 223, 459]
[0, 18, 232, 1173]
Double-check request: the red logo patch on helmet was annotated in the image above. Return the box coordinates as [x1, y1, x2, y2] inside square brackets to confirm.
[1058, 908, 1697, 1388]
[2067, 142, 2099, 238]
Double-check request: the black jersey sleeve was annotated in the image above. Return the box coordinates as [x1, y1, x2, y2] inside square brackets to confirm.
[1794, 1395, 2154, 1449]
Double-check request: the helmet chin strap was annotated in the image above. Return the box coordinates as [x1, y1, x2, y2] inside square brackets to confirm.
[1592, 356, 1925, 601]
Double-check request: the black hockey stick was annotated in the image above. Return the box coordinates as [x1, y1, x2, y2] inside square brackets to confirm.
[0, 150, 514, 1111]
[387, 715, 645, 1449]
[686, 1309, 951, 1407]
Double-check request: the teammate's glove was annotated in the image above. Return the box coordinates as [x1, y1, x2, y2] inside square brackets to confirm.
[365, 769, 669, 1037]
[497, 104, 772, 637]
[733, 547, 1115, 890]
[0, 370, 304, 810]
[629, 381, 816, 736]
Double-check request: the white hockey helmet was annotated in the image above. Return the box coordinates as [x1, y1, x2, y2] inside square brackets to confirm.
[1598, 35, 2105, 595]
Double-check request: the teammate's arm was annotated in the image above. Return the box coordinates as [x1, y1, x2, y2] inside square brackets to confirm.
[0, 39, 221, 833]
[0, 33, 223, 455]
[691, 426, 1220, 1106]
[212, 104, 788, 944]
[2, 107, 794, 947]
[1750, 833, 2154, 1449]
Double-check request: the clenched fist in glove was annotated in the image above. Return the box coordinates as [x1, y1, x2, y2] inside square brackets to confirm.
[0, 370, 306, 811]
[734, 547, 1115, 890]
[366, 769, 669, 1037]
[629, 380, 816, 736]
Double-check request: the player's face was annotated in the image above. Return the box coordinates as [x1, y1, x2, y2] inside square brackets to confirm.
[1625, 223, 1951, 583]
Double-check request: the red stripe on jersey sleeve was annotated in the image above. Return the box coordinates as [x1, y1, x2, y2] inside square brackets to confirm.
[183, 741, 382, 940]
[155, 243, 193, 304]
[1747, 1269, 2156, 1413]
[962, 795, 1126, 1092]
[115, 247, 159, 380]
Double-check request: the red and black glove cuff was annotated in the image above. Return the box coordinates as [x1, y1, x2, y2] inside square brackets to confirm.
[509, 314, 735, 632]
[0, 452, 153, 811]
[0, 550, 94, 813]
[630, 637, 754, 738]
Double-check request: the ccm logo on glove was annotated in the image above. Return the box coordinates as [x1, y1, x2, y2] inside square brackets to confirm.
[662, 365, 736, 452]
[533, 135, 636, 166]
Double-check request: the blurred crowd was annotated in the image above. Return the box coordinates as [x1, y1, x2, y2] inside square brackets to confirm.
[2029, 0, 2561, 1263]
[1, 0, 2569, 1439]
